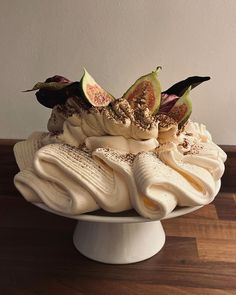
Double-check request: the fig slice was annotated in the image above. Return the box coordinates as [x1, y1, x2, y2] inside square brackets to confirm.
[80, 68, 114, 107]
[167, 86, 192, 127]
[122, 67, 162, 114]
[163, 76, 210, 97]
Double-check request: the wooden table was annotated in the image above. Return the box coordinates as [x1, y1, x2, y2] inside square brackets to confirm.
[0, 140, 236, 294]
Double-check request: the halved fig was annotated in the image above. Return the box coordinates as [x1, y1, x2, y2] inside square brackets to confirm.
[167, 87, 192, 127]
[123, 67, 162, 114]
[80, 69, 114, 106]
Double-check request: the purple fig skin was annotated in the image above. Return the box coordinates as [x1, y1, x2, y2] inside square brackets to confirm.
[35, 76, 84, 109]
[159, 93, 179, 113]
[36, 89, 68, 108]
[163, 76, 210, 97]
[45, 75, 71, 83]
[36, 75, 72, 108]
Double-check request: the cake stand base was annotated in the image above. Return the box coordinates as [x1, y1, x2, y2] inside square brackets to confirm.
[73, 220, 166, 264]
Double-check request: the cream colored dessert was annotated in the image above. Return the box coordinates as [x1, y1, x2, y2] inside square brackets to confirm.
[14, 70, 227, 219]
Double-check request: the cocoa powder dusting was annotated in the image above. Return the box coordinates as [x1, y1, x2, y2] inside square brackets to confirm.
[102, 148, 135, 165]
[183, 143, 204, 155]
[182, 138, 189, 149]
[156, 113, 177, 129]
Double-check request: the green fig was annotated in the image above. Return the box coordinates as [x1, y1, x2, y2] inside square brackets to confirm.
[122, 67, 162, 114]
[167, 87, 192, 127]
[80, 69, 114, 107]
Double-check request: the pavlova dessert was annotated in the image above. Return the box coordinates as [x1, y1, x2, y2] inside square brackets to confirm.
[13, 68, 227, 219]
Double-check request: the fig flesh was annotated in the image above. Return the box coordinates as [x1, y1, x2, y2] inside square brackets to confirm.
[122, 68, 162, 114]
[80, 69, 114, 107]
[167, 87, 192, 127]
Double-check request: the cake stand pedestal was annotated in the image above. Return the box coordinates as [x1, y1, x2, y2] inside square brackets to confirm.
[36, 204, 203, 264]
[73, 219, 165, 264]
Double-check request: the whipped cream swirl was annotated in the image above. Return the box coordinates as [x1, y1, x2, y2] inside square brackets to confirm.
[45, 97, 159, 146]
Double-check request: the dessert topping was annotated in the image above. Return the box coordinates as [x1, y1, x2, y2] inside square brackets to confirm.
[80, 68, 114, 107]
[122, 67, 162, 114]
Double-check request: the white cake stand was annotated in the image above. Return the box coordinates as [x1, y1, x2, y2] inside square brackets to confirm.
[35, 181, 220, 264]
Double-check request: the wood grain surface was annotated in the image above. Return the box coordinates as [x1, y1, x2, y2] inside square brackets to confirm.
[0, 140, 236, 294]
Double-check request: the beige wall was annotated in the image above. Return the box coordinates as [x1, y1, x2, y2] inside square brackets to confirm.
[1, 0, 235, 144]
